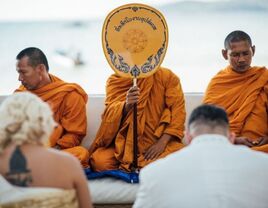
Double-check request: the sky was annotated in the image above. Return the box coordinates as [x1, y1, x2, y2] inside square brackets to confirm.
[0, 0, 222, 21]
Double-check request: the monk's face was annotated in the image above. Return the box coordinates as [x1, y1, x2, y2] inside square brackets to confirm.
[222, 40, 255, 73]
[16, 56, 43, 90]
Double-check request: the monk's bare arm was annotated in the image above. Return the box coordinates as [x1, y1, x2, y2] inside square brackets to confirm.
[124, 86, 140, 112]
[255, 136, 268, 146]
[56, 92, 87, 149]
[234, 137, 254, 147]
[252, 96, 268, 146]
[121, 86, 140, 122]
[144, 133, 174, 160]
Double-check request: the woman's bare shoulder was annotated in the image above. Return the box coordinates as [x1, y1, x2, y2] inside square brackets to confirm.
[46, 148, 81, 165]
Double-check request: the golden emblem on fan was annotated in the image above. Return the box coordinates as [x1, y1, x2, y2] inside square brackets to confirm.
[123, 29, 148, 53]
[102, 3, 168, 78]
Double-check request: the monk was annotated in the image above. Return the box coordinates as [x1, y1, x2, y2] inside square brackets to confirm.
[203, 30, 268, 152]
[89, 67, 185, 172]
[15, 47, 90, 167]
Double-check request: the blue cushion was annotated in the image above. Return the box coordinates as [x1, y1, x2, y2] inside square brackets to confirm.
[84, 168, 139, 183]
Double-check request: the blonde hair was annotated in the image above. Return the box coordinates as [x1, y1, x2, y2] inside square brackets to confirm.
[0, 92, 56, 153]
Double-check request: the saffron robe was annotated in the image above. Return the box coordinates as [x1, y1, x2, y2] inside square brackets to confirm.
[203, 66, 268, 152]
[15, 74, 89, 167]
[89, 67, 185, 172]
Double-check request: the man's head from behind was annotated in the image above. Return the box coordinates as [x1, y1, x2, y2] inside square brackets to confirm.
[186, 104, 234, 144]
[16, 47, 50, 90]
[222, 30, 255, 73]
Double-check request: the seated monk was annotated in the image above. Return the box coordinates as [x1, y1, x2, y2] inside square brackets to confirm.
[14, 47, 89, 167]
[203, 30, 268, 152]
[89, 67, 185, 172]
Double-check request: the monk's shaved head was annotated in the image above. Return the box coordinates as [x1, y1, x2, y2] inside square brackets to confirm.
[224, 30, 252, 49]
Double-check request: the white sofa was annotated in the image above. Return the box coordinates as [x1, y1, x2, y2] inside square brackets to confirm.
[0, 93, 203, 207]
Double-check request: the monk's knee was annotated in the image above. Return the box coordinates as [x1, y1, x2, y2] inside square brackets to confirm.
[63, 146, 90, 168]
[89, 147, 119, 171]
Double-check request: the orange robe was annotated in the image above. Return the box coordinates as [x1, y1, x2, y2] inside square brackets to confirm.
[89, 67, 185, 172]
[15, 74, 89, 167]
[203, 66, 268, 152]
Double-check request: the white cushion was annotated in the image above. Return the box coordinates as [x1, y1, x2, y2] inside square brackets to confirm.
[89, 178, 139, 204]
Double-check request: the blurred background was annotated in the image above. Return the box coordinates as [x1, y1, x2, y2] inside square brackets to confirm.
[0, 0, 267, 95]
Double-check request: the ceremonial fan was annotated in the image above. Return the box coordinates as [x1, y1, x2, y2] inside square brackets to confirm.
[102, 3, 168, 172]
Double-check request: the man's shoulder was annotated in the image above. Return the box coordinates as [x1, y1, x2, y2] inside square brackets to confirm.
[252, 66, 268, 70]
[218, 143, 268, 167]
[106, 73, 131, 84]
[50, 74, 84, 89]
[210, 67, 228, 78]
[152, 67, 181, 88]
[49, 74, 87, 98]
[211, 66, 268, 77]
[237, 146, 268, 161]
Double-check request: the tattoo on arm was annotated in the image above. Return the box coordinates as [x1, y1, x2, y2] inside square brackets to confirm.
[5, 146, 32, 187]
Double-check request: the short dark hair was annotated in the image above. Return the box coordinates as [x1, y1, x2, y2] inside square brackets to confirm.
[16, 47, 49, 71]
[224, 30, 252, 49]
[188, 104, 229, 128]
